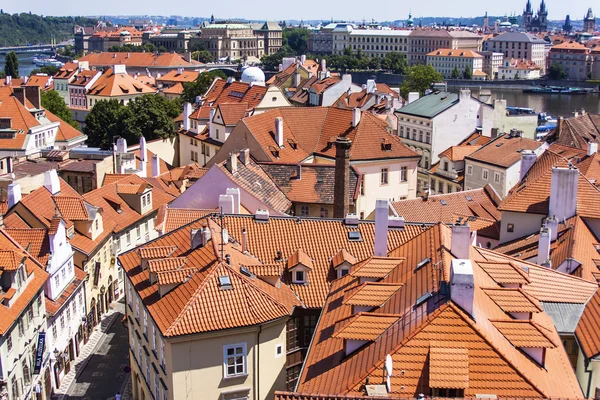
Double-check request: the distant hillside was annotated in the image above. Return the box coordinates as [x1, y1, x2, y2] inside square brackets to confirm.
[0, 12, 97, 47]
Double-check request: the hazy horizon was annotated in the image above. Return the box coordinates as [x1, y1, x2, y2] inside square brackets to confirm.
[1, 0, 595, 22]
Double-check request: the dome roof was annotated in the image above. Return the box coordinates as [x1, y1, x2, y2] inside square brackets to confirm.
[241, 66, 265, 85]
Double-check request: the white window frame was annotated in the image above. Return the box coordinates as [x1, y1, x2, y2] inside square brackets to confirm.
[292, 269, 305, 284]
[223, 343, 247, 378]
[400, 166, 407, 182]
[494, 172, 501, 183]
[467, 165, 473, 175]
[482, 169, 489, 180]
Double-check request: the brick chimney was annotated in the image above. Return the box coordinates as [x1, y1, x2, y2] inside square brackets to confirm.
[333, 137, 352, 218]
[24, 86, 41, 109]
[13, 87, 26, 106]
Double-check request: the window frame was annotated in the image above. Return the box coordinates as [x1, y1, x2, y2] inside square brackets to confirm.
[223, 343, 247, 378]
[380, 168, 389, 185]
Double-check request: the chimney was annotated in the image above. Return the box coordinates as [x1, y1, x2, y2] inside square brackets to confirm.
[450, 259, 475, 318]
[274, 117, 284, 147]
[545, 215, 559, 242]
[184, 52, 192, 63]
[519, 150, 537, 181]
[7, 183, 21, 208]
[293, 70, 301, 87]
[490, 128, 499, 139]
[239, 148, 250, 165]
[374, 199, 389, 257]
[113, 64, 127, 74]
[587, 142, 598, 156]
[301, 54, 306, 64]
[183, 102, 192, 131]
[320, 58, 326, 72]
[24, 86, 41, 109]
[139, 136, 147, 162]
[116, 137, 128, 153]
[295, 164, 302, 180]
[43, 170, 61, 195]
[226, 188, 241, 213]
[190, 229, 204, 250]
[366, 79, 376, 94]
[278, 64, 283, 72]
[219, 194, 234, 214]
[13, 87, 26, 106]
[6, 157, 13, 174]
[209, 108, 216, 138]
[333, 137, 352, 219]
[202, 225, 211, 246]
[451, 224, 471, 259]
[5, 76, 10, 86]
[177, 67, 183, 75]
[407, 92, 420, 104]
[242, 227, 248, 253]
[548, 167, 579, 221]
[227, 152, 238, 173]
[23, 76, 29, 84]
[151, 155, 160, 177]
[537, 226, 552, 267]
[557, 117, 564, 134]
[352, 108, 361, 128]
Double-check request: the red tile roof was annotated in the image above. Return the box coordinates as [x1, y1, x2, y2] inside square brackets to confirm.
[465, 133, 541, 168]
[546, 113, 600, 149]
[79, 52, 201, 68]
[575, 288, 600, 359]
[87, 68, 155, 97]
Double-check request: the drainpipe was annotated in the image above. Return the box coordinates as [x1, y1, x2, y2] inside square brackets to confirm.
[585, 358, 595, 398]
[254, 324, 262, 400]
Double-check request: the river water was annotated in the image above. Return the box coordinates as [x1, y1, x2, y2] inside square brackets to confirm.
[0, 52, 43, 79]
[451, 87, 600, 118]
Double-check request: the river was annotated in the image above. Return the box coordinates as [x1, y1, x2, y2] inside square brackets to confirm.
[451, 87, 600, 118]
[0, 52, 46, 79]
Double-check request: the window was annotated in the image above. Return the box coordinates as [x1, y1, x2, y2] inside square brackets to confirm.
[287, 318, 299, 351]
[294, 270, 305, 283]
[494, 172, 501, 183]
[6, 332, 12, 353]
[425, 132, 430, 144]
[22, 359, 30, 386]
[223, 344, 247, 377]
[304, 315, 318, 345]
[143, 310, 148, 337]
[443, 161, 449, 171]
[380, 168, 389, 185]
[319, 207, 329, 218]
[300, 205, 309, 216]
[137, 225, 141, 239]
[54, 275, 60, 288]
[152, 325, 157, 352]
[482, 169, 489, 180]
[160, 339, 166, 371]
[286, 365, 301, 391]
[467, 165, 473, 175]
[507, 223, 514, 233]
[52, 324, 58, 340]
[400, 166, 407, 182]
[275, 344, 283, 357]
[127, 231, 131, 246]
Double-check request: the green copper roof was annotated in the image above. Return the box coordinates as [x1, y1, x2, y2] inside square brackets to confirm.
[395, 92, 459, 118]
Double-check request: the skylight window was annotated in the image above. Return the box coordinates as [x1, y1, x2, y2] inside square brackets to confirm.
[218, 275, 232, 290]
[465, 195, 472, 201]
[440, 200, 447, 206]
[348, 231, 362, 242]
[416, 292, 432, 307]
[415, 257, 430, 271]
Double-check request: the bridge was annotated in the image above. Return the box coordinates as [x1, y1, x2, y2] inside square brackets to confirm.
[0, 44, 67, 55]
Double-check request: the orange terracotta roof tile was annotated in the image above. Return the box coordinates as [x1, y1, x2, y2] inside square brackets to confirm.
[429, 345, 469, 389]
[216, 103, 249, 126]
[160, 207, 215, 233]
[483, 288, 542, 313]
[333, 312, 400, 341]
[439, 144, 482, 161]
[53, 196, 90, 221]
[147, 257, 188, 273]
[79, 52, 201, 68]
[491, 320, 558, 348]
[244, 264, 282, 277]
[332, 249, 357, 268]
[87, 68, 155, 97]
[465, 133, 541, 168]
[3, 228, 50, 266]
[575, 289, 600, 359]
[477, 261, 531, 285]
[350, 257, 404, 278]
[343, 282, 403, 307]
[156, 69, 199, 83]
[139, 246, 177, 259]
[546, 113, 600, 149]
[157, 267, 198, 285]
[288, 249, 314, 270]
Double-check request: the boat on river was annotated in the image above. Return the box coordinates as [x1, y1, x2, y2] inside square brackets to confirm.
[32, 55, 63, 67]
[523, 85, 593, 94]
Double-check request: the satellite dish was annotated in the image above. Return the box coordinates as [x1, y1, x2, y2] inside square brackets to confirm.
[385, 354, 393, 377]
[386, 375, 392, 393]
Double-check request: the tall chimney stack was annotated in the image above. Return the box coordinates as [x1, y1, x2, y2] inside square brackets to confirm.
[333, 137, 352, 218]
[537, 225, 552, 267]
[519, 150, 537, 181]
[374, 199, 389, 257]
[151, 155, 160, 177]
[548, 167, 579, 222]
[274, 117, 284, 147]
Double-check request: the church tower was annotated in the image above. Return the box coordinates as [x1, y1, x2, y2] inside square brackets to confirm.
[538, 0, 548, 30]
[584, 8, 596, 33]
[523, 0, 533, 30]
[563, 15, 573, 33]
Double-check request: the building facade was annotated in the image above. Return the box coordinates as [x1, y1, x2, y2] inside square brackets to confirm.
[332, 26, 411, 58]
[408, 30, 483, 65]
[483, 32, 547, 72]
[522, 0, 548, 32]
[426, 49, 483, 78]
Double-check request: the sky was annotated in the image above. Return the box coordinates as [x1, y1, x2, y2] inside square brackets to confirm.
[2, 0, 593, 21]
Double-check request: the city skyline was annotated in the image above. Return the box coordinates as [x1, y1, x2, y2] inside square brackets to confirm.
[2, 0, 596, 23]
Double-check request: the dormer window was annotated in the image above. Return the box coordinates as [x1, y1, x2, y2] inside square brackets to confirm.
[288, 249, 313, 285]
[294, 270, 305, 283]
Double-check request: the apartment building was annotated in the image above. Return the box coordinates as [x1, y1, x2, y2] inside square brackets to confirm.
[408, 30, 483, 65]
[426, 49, 484, 78]
[480, 51, 504, 79]
[87, 27, 143, 52]
[0, 230, 49, 400]
[497, 58, 543, 79]
[77, 52, 202, 77]
[483, 32, 547, 71]
[332, 25, 411, 57]
[547, 41, 594, 80]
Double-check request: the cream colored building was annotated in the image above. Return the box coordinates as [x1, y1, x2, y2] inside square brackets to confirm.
[332, 25, 411, 57]
[197, 21, 282, 60]
[426, 49, 483, 78]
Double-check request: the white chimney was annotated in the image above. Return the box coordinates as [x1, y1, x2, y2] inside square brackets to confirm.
[219, 194, 234, 214]
[301, 54, 306, 64]
[226, 188, 241, 214]
[408, 92, 420, 104]
[548, 167, 579, 222]
[388, 216, 405, 229]
[451, 224, 471, 260]
[366, 79, 376, 94]
[352, 108, 361, 128]
[275, 117, 284, 147]
[113, 64, 127, 74]
[545, 215, 559, 242]
[139, 136, 147, 162]
[202, 225, 211, 246]
[450, 259, 475, 318]
[519, 150, 537, 181]
[255, 209, 269, 221]
[23, 76, 28, 84]
[537, 226, 551, 267]
[151, 155, 160, 177]
[278, 63, 283, 72]
[5, 76, 11, 86]
[177, 67, 183, 74]
[43, 170, 61, 195]
[190, 229, 204, 250]
[7, 183, 21, 208]
[209, 108, 216, 139]
[320, 58, 326, 72]
[239, 148, 250, 165]
[374, 199, 389, 257]
[116, 137, 128, 154]
[227, 152, 238, 173]
[242, 227, 248, 253]
[183, 102, 192, 131]
[587, 142, 598, 156]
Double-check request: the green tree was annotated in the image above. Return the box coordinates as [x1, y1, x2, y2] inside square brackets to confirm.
[57, 45, 77, 58]
[41, 90, 78, 128]
[191, 50, 213, 63]
[463, 64, 472, 80]
[381, 52, 408, 74]
[31, 65, 59, 76]
[400, 64, 444, 98]
[548, 62, 567, 80]
[283, 28, 310, 55]
[260, 45, 295, 71]
[451, 66, 460, 79]
[4, 51, 19, 78]
[181, 70, 227, 104]
[368, 57, 381, 70]
[122, 94, 181, 141]
[83, 100, 130, 149]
